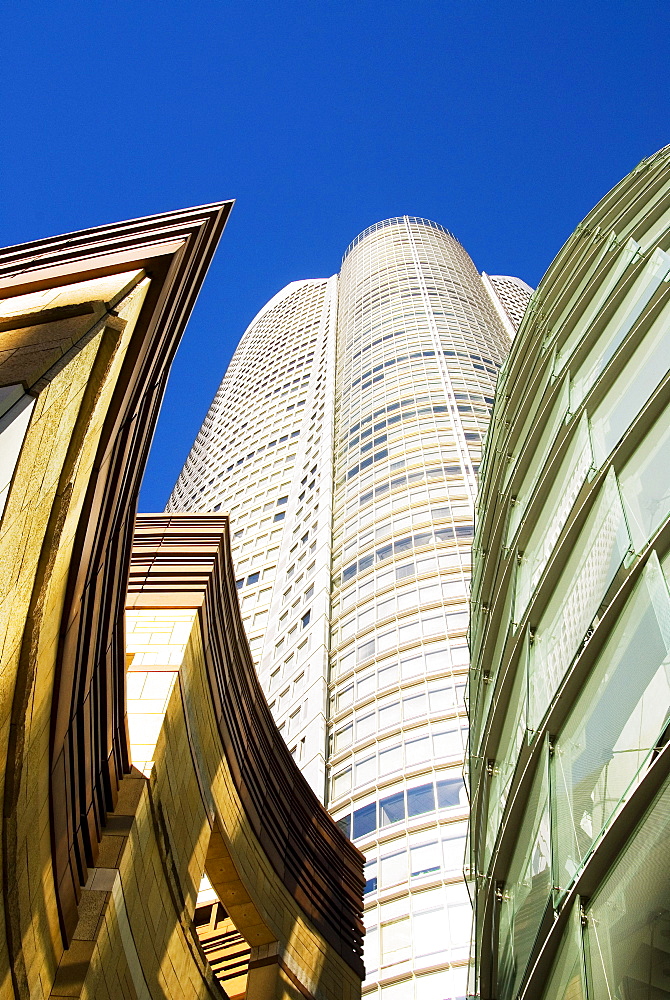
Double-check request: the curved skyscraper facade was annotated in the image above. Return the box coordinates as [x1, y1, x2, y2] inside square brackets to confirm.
[327, 218, 514, 1000]
[168, 216, 530, 1000]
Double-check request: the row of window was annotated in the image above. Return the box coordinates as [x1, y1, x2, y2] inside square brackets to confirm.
[231, 467, 293, 507]
[363, 819, 467, 895]
[340, 370, 445, 415]
[340, 525, 473, 586]
[335, 608, 468, 681]
[236, 567, 275, 589]
[335, 774, 468, 840]
[342, 400, 463, 452]
[332, 678, 466, 752]
[364, 882, 470, 976]
[336, 554, 468, 623]
[362, 962, 467, 1000]
[178, 440, 299, 509]
[339, 339, 441, 384]
[175, 398, 304, 486]
[223, 431, 300, 471]
[344, 462, 463, 507]
[339, 496, 467, 559]
[343, 349, 439, 395]
[340, 507, 470, 570]
[352, 463, 465, 511]
[343, 436, 460, 482]
[340, 345, 497, 398]
[331, 643, 468, 711]
[336, 577, 468, 645]
[331, 722, 468, 799]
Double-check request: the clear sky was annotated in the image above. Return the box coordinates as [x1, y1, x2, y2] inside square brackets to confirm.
[3, 1, 668, 510]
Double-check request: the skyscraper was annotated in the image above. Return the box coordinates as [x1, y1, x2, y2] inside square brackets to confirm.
[168, 216, 531, 999]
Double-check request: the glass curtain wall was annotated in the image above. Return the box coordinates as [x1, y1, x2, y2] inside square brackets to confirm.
[468, 144, 670, 1000]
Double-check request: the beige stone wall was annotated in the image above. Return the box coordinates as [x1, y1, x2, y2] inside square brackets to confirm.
[0, 271, 149, 1000]
[41, 604, 360, 999]
[180, 614, 360, 1000]
[99, 605, 359, 1000]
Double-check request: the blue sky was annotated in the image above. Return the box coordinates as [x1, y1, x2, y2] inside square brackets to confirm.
[3, 1, 668, 510]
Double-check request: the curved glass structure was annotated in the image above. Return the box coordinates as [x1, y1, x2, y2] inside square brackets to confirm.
[168, 216, 530, 999]
[468, 144, 670, 1000]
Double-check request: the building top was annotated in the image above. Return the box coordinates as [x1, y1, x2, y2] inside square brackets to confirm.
[342, 215, 462, 262]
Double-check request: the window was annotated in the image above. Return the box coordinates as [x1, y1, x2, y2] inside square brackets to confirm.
[380, 791, 405, 827]
[403, 693, 427, 719]
[358, 638, 375, 662]
[380, 849, 407, 889]
[332, 768, 351, 797]
[355, 755, 376, 785]
[381, 916, 411, 965]
[273, 511, 285, 522]
[364, 859, 378, 896]
[288, 708, 301, 734]
[334, 724, 353, 751]
[379, 743, 402, 775]
[353, 802, 376, 839]
[301, 610, 311, 628]
[407, 783, 435, 817]
[410, 841, 440, 878]
[246, 572, 260, 585]
[336, 814, 351, 838]
[437, 777, 465, 809]
[337, 684, 354, 710]
[413, 907, 445, 958]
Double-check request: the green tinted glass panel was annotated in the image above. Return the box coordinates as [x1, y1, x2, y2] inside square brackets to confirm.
[497, 740, 552, 1000]
[585, 776, 670, 1000]
[620, 409, 670, 551]
[528, 468, 631, 731]
[473, 577, 515, 756]
[506, 377, 570, 544]
[515, 414, 594, 623]
[552, 553, 670, 895]
[485, 634, 529, 871]
[570, 247, 670, 410]
[501, 358, 555, 492]
[540, 903, 586, 1000]
[553, 236, 640, 376]
[591, 295, 670, 467]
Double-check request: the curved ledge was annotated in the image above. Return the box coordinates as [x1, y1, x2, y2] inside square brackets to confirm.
[128, 513, 365, 978]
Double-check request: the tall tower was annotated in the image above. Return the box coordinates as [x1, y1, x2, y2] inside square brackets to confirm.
[167, 217, 530, 999]
[168, 276, 338, 795]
